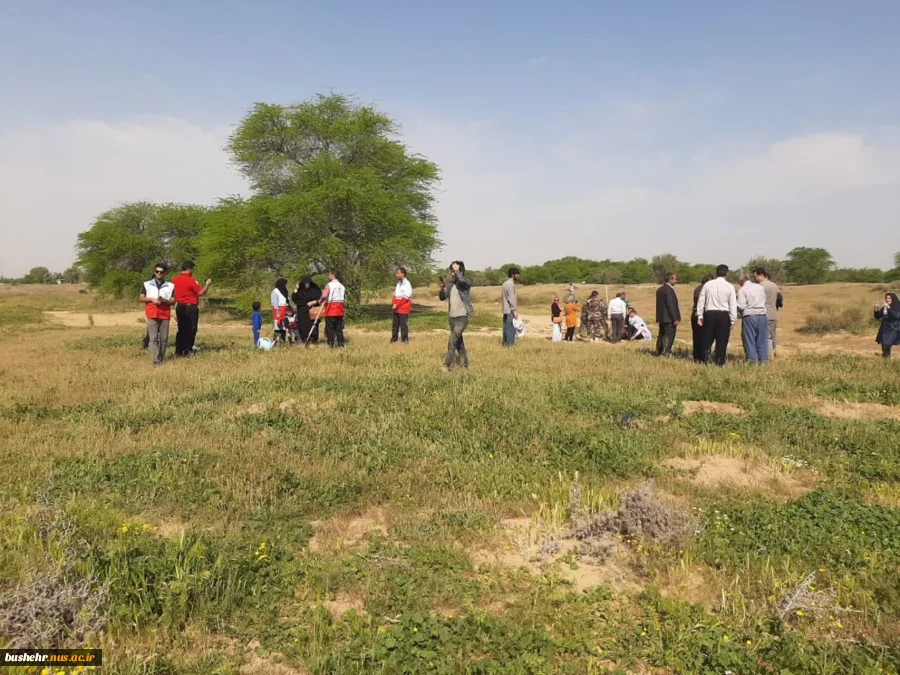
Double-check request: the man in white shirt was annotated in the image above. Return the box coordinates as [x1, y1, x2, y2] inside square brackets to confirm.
[608, 292, 628, 343]
[697, 264, 737, 366]
[737, 272, 769, 364]
[627, 308, 652, 341]
[391, 267, 413, 343]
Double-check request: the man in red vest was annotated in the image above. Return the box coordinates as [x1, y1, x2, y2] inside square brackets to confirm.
[307, 270, 346, 348]
[391, 267, 413, 343]
[172, 260, 211, 357]
[139, 264, 176, 366]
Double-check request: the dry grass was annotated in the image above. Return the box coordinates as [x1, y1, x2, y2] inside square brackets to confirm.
[0, 284, 898, 672]
[800, 301, 869, 335]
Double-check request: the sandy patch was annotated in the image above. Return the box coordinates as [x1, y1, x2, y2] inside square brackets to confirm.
[665, 455, 811, 498]
[322, 593, 367, 618]
[659, 565, 722, 609]
[153, 518, 188, 539]
[300, 592, 367, 619]
[44, 310, 144, 328]
[241, 640, 307, 675]
[308, 507, 388, 553]
[240, 397, 336, 417]
[814, 401, 900, 422]
[472, 519, 642, 595]
[681, 401, 744, 417]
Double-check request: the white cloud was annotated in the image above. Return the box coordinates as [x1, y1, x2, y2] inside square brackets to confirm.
[2, 112, 898, 278]
[402, 116, 900, 270]
[528, 55, 549, 67]
[0, 117, 248, 275]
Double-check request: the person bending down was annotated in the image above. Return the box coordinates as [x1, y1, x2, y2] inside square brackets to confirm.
[627, 308, 652, 341]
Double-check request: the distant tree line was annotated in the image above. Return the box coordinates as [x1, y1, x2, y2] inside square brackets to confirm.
[463, 248, 900, 287]
[1, 266, 82, 285]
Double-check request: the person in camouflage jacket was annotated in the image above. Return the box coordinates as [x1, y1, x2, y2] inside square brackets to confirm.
[583, 291, 608, 341]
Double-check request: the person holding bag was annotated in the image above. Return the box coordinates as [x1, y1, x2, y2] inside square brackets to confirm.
[551, 296, 563, 342]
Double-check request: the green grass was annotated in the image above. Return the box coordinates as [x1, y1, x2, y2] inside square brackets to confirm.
[1, 318, 899, 673]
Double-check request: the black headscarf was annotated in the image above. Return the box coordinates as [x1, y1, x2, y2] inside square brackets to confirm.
[293, 276, 322, 306]
[275, 278, 292, 310]
[886, 294, 900, 320]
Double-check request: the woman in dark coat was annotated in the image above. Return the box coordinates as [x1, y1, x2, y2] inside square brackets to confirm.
[293, 277, 322, 343]
[875, 292, 900, 358]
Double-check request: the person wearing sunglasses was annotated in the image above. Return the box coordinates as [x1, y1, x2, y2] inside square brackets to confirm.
[139, 264, 176, 366]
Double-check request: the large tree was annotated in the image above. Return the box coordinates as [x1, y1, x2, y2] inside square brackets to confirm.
[784, 247, 835, 285]
[744, 256, 787, 285]
[22, 266, 53, 284]
[650, 254, 680, 284]
[62, 266, 83, 284]
[208, 94, 441, 300]
[76, 202, 206, 296]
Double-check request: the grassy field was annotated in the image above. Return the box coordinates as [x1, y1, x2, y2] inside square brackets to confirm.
[1, 283, 899, 674]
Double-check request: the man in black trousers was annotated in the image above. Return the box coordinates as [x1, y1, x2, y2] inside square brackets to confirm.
[655, 272, 680, 356]
[691, 274, 713, 362]
[696, 264, 737, 366]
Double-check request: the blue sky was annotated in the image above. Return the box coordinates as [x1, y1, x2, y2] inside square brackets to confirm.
[1, 0, 899, 275]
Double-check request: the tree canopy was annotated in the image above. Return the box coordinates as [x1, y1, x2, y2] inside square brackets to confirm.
[202, 94, 442, 300]
[23, 267, 53, 284]
[743, 256, 788, 284]
[650, 254, 680, 283]
[76, 202, 206, 296]
[784, 247, 836, 285]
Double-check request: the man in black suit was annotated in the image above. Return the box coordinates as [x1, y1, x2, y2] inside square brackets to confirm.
[655, 272, 681, 356]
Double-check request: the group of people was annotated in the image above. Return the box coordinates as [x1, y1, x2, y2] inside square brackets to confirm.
[547, 265, 784, 366]
[140, 261, 211, 366]
[689, 265, 782, 365]
[262, 270, 349, 348]
[550, 290, 651, 344]
[256, 267, 415, 350]
[141, 259, 899, 367]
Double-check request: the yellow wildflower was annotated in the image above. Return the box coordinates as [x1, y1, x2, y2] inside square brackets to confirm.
[723, 635, 730, 642]
[836, 621, 844, 629]
[746, 640, 753, 646]
[796, 610, 804, 617]
[119, 524, 129, 534]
